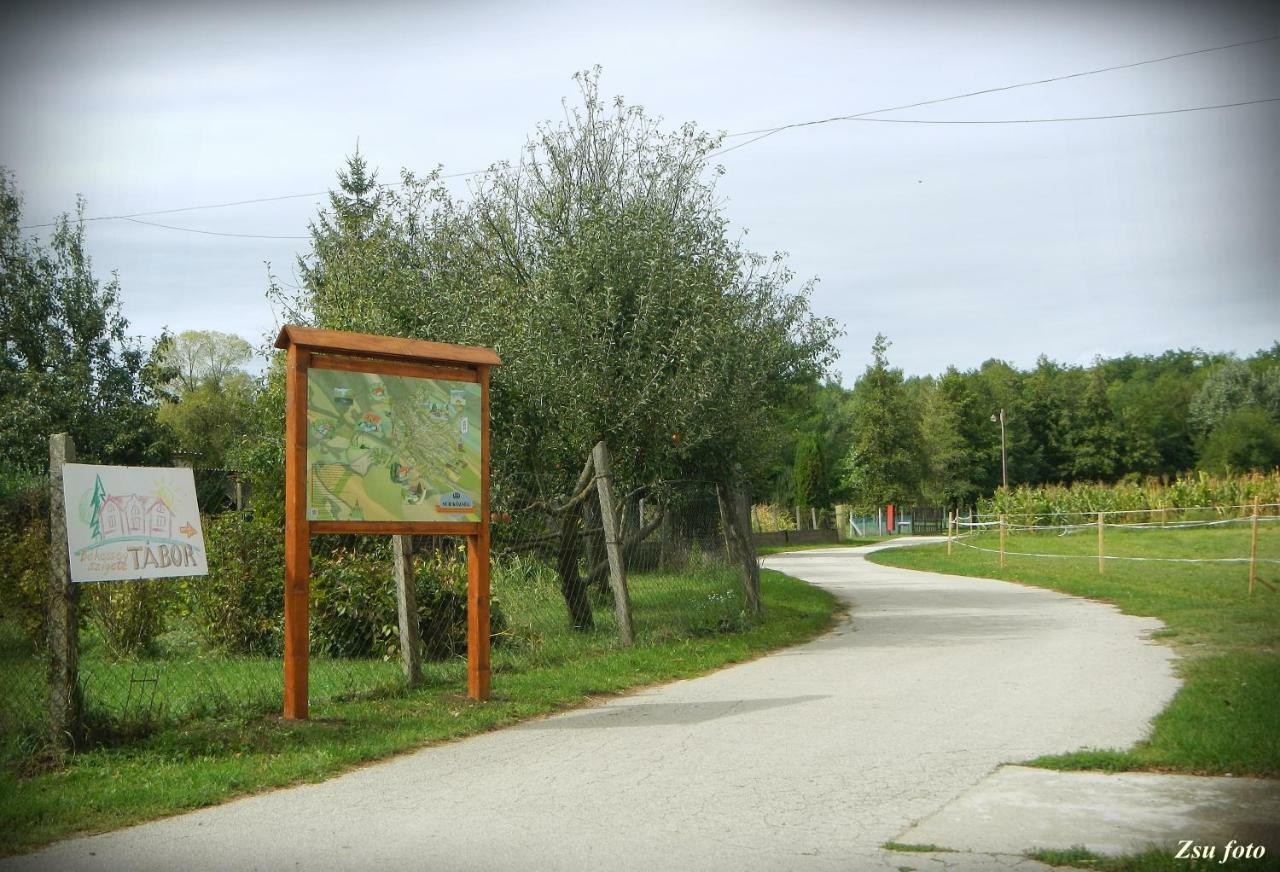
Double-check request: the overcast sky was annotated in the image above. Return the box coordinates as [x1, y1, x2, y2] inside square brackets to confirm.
[2, 0, 1278, 382]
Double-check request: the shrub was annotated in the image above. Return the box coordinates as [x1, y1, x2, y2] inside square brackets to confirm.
[84, 580, 171, 659]
[188, 512, 284, 655]
[0, 517, 49, 654]
[311, 542, 507, 661]
[0, 475, 51, 653]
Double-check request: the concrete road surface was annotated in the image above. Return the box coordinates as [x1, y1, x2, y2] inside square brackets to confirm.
[6, 542, 1181, 872]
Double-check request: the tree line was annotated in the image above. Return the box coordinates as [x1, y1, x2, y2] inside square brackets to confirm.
[783, 334, 1280, 513]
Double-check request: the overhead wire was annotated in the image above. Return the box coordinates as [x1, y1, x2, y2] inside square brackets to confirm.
[122, 217, 309, 240]
[833, 97, 1280, 125]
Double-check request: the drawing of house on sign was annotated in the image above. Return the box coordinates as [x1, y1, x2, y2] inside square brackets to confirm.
[99, 494, 174, 540]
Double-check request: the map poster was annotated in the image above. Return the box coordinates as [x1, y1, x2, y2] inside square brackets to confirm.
[62, 464, 209, 583]
[306, 368, 483, 523]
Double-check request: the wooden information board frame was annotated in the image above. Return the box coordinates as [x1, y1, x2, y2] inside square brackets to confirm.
[275, 325, 502, 719]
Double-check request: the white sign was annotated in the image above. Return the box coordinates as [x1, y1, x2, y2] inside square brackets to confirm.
[62, 464, 209, 583]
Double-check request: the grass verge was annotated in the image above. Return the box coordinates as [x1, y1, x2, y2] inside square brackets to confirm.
[0, 568, 835, 857]
[868, 526, 1280, 776]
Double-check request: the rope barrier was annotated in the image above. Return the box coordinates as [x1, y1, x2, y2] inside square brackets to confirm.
[952, 537, 1280, 565]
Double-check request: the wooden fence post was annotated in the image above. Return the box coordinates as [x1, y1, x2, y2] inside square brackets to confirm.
[393, 535, 422, 687]
[1097, 512, 1105, 575]
[47, 433, 82, 751]
[947, 511, 953, 556]
[592, 441, 633, 646]
[998, 514, 1005, 568]
[1249, 497, 1260, 597]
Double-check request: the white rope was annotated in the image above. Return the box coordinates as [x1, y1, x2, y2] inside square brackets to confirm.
[952, 537, 1280, 564]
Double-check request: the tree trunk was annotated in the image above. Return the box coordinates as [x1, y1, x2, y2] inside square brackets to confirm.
[583, 495, 607, 595]
[555, 500, 594, 630]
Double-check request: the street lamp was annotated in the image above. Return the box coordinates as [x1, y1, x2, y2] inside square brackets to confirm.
[990, 409, 1007, 491]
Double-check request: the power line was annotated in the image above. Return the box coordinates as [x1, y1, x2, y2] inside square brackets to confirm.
[840, 97, 1280, 125]
[19, 167, 490, 231]
[16, 34, 1277, 235]
[122, 217, 310, 240]
[708, 34, 1279, 157]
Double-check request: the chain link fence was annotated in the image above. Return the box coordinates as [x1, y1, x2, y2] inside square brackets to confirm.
[2, 465, 762, 771]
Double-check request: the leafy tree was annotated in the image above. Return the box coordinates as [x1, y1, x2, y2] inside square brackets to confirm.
[792, 432, 828, 508]
[1067, 367, 1124, 481]
[155, 330, 256, 467]
[917, 374, 972, 506]
[160, 330, 253, 393]
[286, 71, 839, 626]
[1189, 358, 1280, 436]
[1198, 406, 1280, 473]
[0, 169, 172, 469]
[841, 335, 925, 509]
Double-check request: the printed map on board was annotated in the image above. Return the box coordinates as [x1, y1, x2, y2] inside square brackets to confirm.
[306, 368, 481, 523]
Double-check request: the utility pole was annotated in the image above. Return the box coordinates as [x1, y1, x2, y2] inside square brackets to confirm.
[991, 409, 1007, 491]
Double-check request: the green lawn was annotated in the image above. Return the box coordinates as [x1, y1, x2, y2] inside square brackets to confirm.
[0, 566, 836, 857]
[869, 525, 1280, 776]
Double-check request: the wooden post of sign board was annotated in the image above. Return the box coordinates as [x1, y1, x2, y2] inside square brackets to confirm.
[283, 343, 311, 720]
[47, 433, 82, 750]
[466, 365, 493, 700]
[393, 535, 422, 687]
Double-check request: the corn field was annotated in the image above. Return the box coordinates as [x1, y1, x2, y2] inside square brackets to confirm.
[978, 471, 1280, 524]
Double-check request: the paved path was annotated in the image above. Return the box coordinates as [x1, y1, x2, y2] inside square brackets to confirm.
[8, 543, 1181, 872]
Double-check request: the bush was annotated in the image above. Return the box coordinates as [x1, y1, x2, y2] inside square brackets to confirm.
[311, 543, 507, 661]
[0, 519, 48, 654]
[0, 474, 50, 653]
[188, 512, 284, 655]
[84, 580, 171, 659]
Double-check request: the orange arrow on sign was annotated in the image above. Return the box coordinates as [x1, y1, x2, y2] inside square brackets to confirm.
[180, 523, 197, 538]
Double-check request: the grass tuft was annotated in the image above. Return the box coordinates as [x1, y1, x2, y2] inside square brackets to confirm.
[882, 841, 954, 853]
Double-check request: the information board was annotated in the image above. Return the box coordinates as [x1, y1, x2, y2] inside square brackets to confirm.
[62, 463, 209, 583]
[306, 368, 482, 523]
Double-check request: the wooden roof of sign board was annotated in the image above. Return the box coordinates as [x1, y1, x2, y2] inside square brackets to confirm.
[274, 325, 502, 367]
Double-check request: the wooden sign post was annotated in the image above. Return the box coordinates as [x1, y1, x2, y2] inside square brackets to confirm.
[275, 326, 501, 720]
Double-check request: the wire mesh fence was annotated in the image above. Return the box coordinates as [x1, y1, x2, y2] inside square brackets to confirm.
[1, 467, 763, 771]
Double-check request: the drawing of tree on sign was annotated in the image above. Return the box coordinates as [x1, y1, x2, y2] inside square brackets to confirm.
[89, 474, 106, 540]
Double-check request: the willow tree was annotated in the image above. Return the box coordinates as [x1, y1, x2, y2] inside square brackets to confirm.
[291, 71, 839, 627]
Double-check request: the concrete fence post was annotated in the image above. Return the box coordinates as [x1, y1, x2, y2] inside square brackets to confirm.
[47, 433, 82, 751]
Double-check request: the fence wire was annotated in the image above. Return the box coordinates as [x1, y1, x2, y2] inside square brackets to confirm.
[1, 469, 765, 771]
